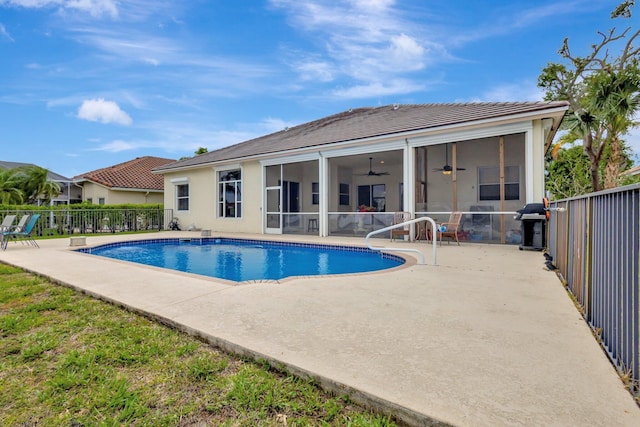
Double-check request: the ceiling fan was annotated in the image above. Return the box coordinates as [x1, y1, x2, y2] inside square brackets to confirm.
[358, 157, 389, 176]
[433, 144, 466, 175]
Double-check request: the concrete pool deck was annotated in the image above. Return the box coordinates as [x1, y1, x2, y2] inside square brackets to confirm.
[1, 231, 639, 426]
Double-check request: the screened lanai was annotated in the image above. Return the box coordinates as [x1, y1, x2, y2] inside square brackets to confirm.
[414, 133, 526, 244]
[263, 132, 527, 244]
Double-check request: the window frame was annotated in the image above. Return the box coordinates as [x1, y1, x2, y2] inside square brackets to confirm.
[357, 184, 386, 212]
[477, 165, 520, 201]
[175, 183, 190, 212]
[311, 182, 319, 205]
[339, 183, 350, 206]
[218, 168, 242, 219]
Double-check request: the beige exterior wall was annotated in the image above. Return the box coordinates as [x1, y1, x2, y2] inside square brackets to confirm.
[145, 193, 165, 204]
[163, 161, 262, 233]
[82, 182, 109, 204]
[82, 182, 164, 205]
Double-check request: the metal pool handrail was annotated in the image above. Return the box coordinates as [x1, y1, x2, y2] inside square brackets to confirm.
[365, 217, 438, 265]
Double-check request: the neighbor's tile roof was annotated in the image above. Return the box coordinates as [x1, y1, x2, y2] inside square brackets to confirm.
[154, 102, 569, 172]
[75, 156, 175, 190]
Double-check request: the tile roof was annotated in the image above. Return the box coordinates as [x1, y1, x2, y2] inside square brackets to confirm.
[154, 102, 569, 173]
[75, 156, 175, 190]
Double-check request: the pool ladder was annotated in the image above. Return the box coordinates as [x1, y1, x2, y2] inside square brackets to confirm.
[364, 217, 438, 265]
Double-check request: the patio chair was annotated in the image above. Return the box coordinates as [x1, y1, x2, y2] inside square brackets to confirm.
[2, 214, 40, 250]
[0, 214, 16, 232]
[8, 214, 30, 233]
[390, 211, 412, 241]
[437, 212, 463, 246]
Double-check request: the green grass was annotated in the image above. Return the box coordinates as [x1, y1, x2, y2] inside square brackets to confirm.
[0, 263, 398, 426]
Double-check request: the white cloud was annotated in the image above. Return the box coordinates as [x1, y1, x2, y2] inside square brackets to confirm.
[0, 0, 60, 6]
[0, 23, 14, 41]
[65, 0, 118, 18]
[92, 140, 133, 152]
[68, 27, 273, 91]
[332, 79, 425, 99]
[1, 0, 118, 18]
[294, 60, 334, 82]
[351, 0, 396, 10]
[387, 33, 424, 70]
[468, 81, 546, 103]
[259, 117, 298, 133]
[87, 117, 301, 157]
[77, 98, 132, 125]
[271, 0, 435, 96]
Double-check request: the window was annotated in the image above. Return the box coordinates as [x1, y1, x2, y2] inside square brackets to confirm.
[219, 169, 242, 218]
[311, 182, 319, 205]
[87, 198, 93, 204]
[478, 166, 520, 201]
[176, 184, 189, 211]
[339, 183, 350, 205]
[98, 197, 105, 205]
[357, 184, 385, 212]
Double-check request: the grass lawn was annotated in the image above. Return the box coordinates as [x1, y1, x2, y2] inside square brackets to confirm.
[0, 263, 398, 426]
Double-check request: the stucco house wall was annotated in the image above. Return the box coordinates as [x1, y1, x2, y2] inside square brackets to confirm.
[165, 161, 262, 233]
[82, 182, 164, 205]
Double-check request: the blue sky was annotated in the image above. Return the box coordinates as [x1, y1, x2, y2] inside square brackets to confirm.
[0, 0, 637, 178]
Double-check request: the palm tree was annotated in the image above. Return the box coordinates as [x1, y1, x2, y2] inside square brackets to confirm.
[37, 179, 63, 205]
[588, 68, 640, 188]
[15, 165, 61, 205]
[0, 169, 24, 205]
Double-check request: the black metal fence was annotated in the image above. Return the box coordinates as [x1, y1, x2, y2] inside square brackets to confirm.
[548, 184, 639, 396]
[0, 208, 174, 237]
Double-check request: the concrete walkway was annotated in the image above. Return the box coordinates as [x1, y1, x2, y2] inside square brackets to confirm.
[1, 232, 639, 426]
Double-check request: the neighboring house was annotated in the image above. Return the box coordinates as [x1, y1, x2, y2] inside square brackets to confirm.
[154, 102, 568, 243]
[74, 156, 175, 205]
[621, 164, 640, 177]
[0, 160, 82, 205]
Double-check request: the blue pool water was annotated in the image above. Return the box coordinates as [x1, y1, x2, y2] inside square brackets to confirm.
[79, 238, 404, 282]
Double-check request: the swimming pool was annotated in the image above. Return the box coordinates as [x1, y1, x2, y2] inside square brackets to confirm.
[78, 238, 405, 282]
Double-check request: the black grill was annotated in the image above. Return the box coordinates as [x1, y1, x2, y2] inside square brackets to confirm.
[515, 203, 547, 250]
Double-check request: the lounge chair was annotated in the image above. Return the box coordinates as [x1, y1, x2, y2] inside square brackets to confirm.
[437, 212, 463, 246]
[2, 214, 40, 250]
[0, 215, 16, 246]
[0, 214, 16, 232]
[10, 214, 30, 233]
